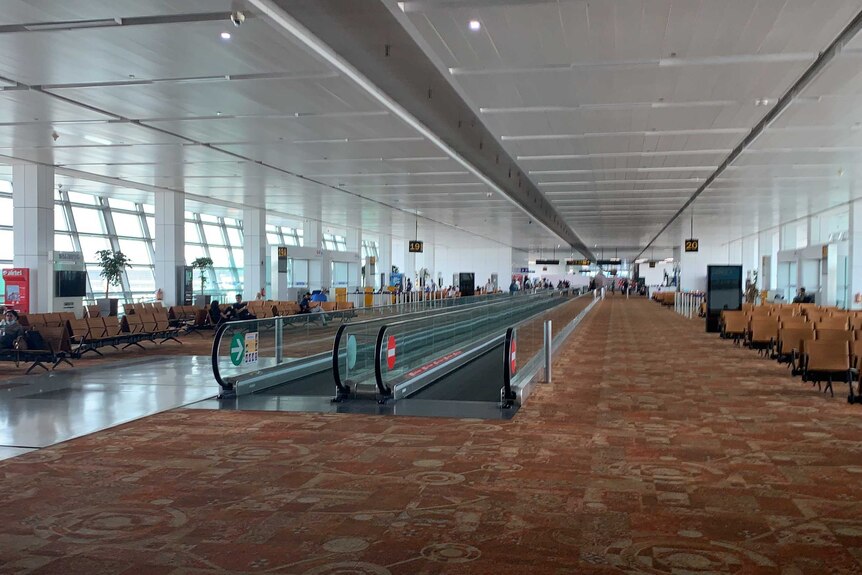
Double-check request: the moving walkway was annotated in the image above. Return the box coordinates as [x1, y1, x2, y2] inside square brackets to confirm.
[210, 290, 593, 414]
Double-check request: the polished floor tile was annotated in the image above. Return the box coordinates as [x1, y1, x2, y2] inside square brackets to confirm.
[0, 446, 34, 461]
[0, 356, 217, 448]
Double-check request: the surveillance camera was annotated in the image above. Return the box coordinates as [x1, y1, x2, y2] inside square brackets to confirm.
[230, 11, 245, 26]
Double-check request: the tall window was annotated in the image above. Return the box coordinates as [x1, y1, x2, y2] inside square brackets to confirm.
[323, 232, 347, 251]
[185, 213, 243, 299]
[266, 224, 304, 247]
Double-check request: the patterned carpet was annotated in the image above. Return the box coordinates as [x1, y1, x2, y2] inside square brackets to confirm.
[1, 297, 862, 574]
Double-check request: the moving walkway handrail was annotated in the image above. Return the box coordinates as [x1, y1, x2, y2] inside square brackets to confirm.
[331, 290, 561, 394]
[372, 291, 569, 398]
[211, 291, 510, 392]
[501, 290, 597, 404]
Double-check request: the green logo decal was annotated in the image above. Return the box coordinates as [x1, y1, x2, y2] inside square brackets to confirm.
[229, 333, 245, 366]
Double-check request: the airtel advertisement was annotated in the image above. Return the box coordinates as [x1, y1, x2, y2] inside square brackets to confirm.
[2, 268, 30, 314]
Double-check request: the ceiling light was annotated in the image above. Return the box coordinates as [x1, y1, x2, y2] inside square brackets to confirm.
[755, 98, 771, 107]
[220, 31, 232, 40]
[469, 20, 481, 31]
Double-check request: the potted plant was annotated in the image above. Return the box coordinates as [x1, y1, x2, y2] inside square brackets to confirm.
[95, 249, 132, 317]
[191, 256, 214, 307]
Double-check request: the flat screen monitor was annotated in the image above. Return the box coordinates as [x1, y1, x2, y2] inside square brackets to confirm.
[706, 265, 742, 332]
[54, 270, 87, 297]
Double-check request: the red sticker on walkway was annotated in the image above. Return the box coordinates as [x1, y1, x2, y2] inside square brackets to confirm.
[387, 335, 396, 370]
[510, 338, 517, 375]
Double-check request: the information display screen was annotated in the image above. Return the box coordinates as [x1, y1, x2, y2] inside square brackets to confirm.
[707, 265, 742, 311]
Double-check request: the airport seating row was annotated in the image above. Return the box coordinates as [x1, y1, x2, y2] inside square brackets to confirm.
[3, 307, 190, 373]
[652, 292, 676, 306]
[718, 303, 862, 403]
[3, 298, 361, 374]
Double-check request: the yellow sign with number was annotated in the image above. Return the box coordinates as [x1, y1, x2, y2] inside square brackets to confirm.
[684, 239, 699, 252]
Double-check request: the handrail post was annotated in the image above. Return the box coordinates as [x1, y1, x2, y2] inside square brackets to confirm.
[275, 317, 283, 364]
[543, 319, 553, 383]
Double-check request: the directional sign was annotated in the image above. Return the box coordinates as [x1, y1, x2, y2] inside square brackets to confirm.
[510, 337, 517, 375]
[230, 333, 245, 366]
[386, 335, 396, 370]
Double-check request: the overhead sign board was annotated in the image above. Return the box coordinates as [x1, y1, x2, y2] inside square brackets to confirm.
[535, 259, 559, 265]
[596, 258, 621, 266]
[567, 259, 591, 266]
[685, 239, 699, 253]
[277, 246, 288, 273]
[409, 240, 423, 253]
[649, 261, 657, 268]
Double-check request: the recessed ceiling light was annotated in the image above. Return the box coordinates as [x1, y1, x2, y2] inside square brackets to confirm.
[468, 20, 481, 31]
[216, 111, 222, 116]
[220, 31, 231, 40]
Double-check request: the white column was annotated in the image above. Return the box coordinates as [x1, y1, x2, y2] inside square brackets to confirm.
[303, 219, 322, 250]
[12, 164, 54, 312]
[377, 234, 392, 288]
[848, 201, 862, 309]
[758, 230, 773, 290]
[345, 227, 360, 254]
[242, 208, 266, 301]
[153, 189, 184, 307]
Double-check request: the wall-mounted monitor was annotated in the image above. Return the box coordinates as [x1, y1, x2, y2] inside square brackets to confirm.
[54, 270, 87, 297]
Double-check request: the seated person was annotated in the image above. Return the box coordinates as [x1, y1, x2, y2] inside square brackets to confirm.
[792, 287, 813, 304]
[299, 293, 327, 324]
[231, 294, 256, 320]
[209, 300, 229, 325]
[0, 310, 24, 348]
[299, 293, 312, 313]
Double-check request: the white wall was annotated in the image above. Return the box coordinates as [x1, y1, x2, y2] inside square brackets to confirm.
[434, 243, 512, 289]
[640, 262, 674, 286]
[680, 229, 730, 292]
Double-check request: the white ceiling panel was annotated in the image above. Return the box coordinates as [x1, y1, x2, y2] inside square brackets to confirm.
[0, 19, 327, 86]
[400, 0, 862, 254]
[0, 121, 185, 148]
[0, 90, 111, 123]
[49, 75, 380, 121]
[3, 0, 862, 256]
[0, 1, 232, 26]
[143, 113, 416, 145]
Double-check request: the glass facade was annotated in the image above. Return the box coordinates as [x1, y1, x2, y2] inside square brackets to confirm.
[0, 181, 318, 305]
[323, 232, 347, 251]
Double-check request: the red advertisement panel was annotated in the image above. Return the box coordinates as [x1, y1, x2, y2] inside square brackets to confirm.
[2, 268, 30, 314]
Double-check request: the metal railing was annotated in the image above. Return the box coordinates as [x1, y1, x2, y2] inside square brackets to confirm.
[674, 291, 705, 319]
[505, 291, 601, 406]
